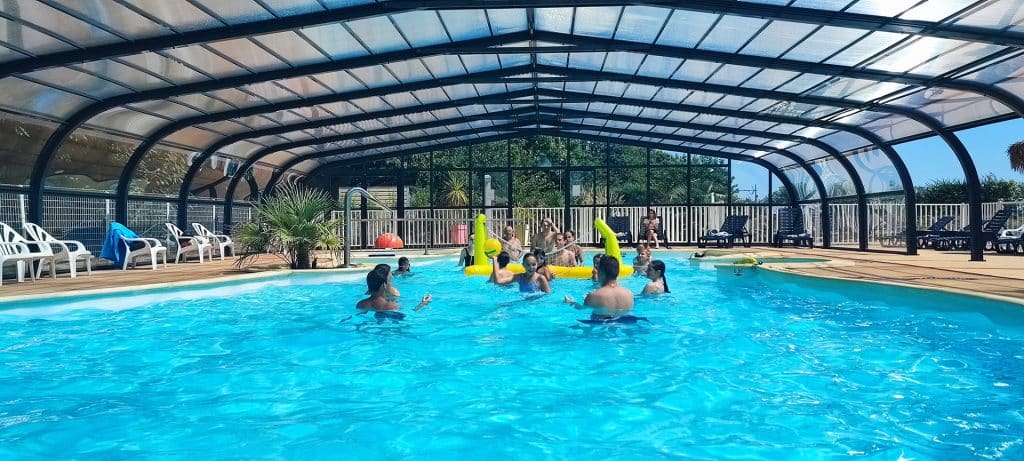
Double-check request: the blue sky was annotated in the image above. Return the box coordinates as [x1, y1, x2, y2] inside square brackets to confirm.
[896, 118, 1024, 185]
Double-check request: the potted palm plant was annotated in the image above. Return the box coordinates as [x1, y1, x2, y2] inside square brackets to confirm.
[234, 184, 341, 269]
[441, 172, 470, 245]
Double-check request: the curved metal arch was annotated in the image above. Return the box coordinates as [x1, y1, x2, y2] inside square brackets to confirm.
[26, 31, 531, 224]
[10, 0, 1024, 79]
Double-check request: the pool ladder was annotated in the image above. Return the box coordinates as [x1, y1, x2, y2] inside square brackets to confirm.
[341, 187, 397, 268]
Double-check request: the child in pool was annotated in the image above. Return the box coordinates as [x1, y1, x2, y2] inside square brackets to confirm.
[490, 251, 551, 294]
[395, 257, 411, 275]
[632, 244, 650, 274]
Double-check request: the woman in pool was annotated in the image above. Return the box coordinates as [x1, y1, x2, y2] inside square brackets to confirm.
[641, 260, 670, 295]
[531, 248, 555, 281]
[490, 251, 551, 295]
[356, 266, 431, 318]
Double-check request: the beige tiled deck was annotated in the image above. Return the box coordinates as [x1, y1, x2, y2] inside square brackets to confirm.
[1, 247, 1022, 303]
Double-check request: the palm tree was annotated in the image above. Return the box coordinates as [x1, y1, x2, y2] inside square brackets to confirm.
[1009, 141, 1024, 173]
[441, 172, 469, 207]
[234, 184, 341, 269]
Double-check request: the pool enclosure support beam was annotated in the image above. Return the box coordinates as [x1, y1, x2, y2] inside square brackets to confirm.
[10, 0, 1024, 80]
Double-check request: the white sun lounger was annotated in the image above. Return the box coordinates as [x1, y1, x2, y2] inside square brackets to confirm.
[192, 223, 234, 260]
[165, 223, 212, 264]
[0, 222, 55, 284]
[22, 222, 93, 278]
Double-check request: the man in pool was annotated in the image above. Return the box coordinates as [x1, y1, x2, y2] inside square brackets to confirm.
[550, 233, 577, 267]
[531, 218, 559, 254]
[501, 225, 524, 261]
[356, 266, 431, 320]
[564, 256, 638, 322]
[490, 251, 551, 294]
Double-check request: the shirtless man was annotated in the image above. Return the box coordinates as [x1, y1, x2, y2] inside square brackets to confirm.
[564, 256, 635, 320]
[550, 233, 577, 267]
[531, 218, 560, 254]
[501, 225, 524, 261]
[356, 267, 431, 320]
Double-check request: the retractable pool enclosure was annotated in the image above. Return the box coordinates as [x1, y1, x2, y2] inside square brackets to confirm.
[1, 1, 1022, 260]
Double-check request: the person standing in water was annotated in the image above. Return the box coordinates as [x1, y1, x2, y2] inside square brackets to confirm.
[490, 251, 551, 294]
[550, 233, 577, 267]
[501, 225, 524, 261]
[356, 267, 431, 319]
[395, 257, 411, 275]
[531, 218, 559, 254]
[641, 260, 670, 295]
[564, 256, 634, 320]
[564, 230, 584, 266]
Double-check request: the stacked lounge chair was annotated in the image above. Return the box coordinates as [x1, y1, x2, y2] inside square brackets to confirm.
[698, 215, 750, 248]
[931, 209, 1012, 251]
[914, 216, 955, 249]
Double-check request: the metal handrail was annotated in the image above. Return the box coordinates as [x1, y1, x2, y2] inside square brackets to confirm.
[342, 187, 397, 268]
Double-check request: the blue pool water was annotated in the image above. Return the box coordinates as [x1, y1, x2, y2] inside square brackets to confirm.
[1, 252, 1022, 459]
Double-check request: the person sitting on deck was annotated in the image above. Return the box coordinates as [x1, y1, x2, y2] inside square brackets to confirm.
[490, 251, 551, 295]
[641, 209, 662, 249]
[356, 266, 431, 320]
[641, 260, 670, 295]
[564, 256, 635, 321]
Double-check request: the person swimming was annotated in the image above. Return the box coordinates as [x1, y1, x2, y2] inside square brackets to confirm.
[565, 255, 635, 321]
[641, 259, 670, 295]
[395, 257, 411, 275]
[490, 251, 551, 295]
[356, 266, 431, 317]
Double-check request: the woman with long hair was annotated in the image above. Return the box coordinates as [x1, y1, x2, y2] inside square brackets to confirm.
[641, 260, 670, 295]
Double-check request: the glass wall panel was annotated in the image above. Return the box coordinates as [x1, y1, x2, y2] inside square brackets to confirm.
[650, 149, 688, 166]
[472, 141, 509, 168]
[650, 167, 688, 204]
[691, 154, 727, 165]
[404, 151, 431, 170]
[609, 144, 646, 165]
[512, 169, 565, 207]
[810, 158, 856, 198]
[569, 170, 602, 206]
[511, 136, 566, 167]
[847, 148, 903, 194]
[782, 167, 821, 201]
[571, 139, 605, 166]
[405, 170, 432, 208]
[770, 173, 790, 205]
[47, 129, 142, 192]
[432, 146, 469, 169]
[189, 155, 237, 200]
[129, 145, 192, 197]
[690, 166, 730, 204]
[731, 161, 770, 203]
[0, 113, 55, 187]
[608, 168, 647, 205]
[472, 170, 510, 208]
[433, 170, 470, 207]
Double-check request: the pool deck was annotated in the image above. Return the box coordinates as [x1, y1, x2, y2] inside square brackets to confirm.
[1, 247, 1022, 304]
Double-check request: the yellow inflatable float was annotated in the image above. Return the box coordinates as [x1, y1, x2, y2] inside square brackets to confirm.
[464, 214, 633, 278]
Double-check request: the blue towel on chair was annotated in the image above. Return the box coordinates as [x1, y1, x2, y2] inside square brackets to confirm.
[100, 222, 140, 267]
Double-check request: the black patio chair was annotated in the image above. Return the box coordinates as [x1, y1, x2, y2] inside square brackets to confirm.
[932, 208, 1012, 251]
[604, 216, 633, 246]
[914, 216, 955, 249]
[773, 207, 813, 248]
[698, 215, 750, 248]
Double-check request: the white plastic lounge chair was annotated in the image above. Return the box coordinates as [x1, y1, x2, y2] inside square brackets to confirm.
[0, 222, 54, 283]
[165, 223, 212, 264]
[0, 242, 34, 286]
[22, 222, 93, 278]
[121, 234, 167, 270]
[192, 223, 234, 260]
[999, 224, 1024, 239]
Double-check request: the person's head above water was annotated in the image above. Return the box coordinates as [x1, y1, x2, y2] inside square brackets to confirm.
[596, 255, 620, 285]
[366, 267, 389, 294]
[540, 218, 553, 231]
[593, 253, 603, 265]
[532, 248, 546, 262]
[647, 259, 670, 293]
[497, 251, 511, 268]
[397, 257, 410, 271]
[555, 233, 566, 247]
[565, 230, 576, 242]
[522, 253, 539, 274]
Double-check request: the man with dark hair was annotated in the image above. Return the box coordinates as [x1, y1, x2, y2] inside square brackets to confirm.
[564, 256, 635, 320]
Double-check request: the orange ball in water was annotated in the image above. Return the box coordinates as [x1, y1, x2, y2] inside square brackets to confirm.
[484, 238, 502, 257]
[375, 233, 404, 249]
